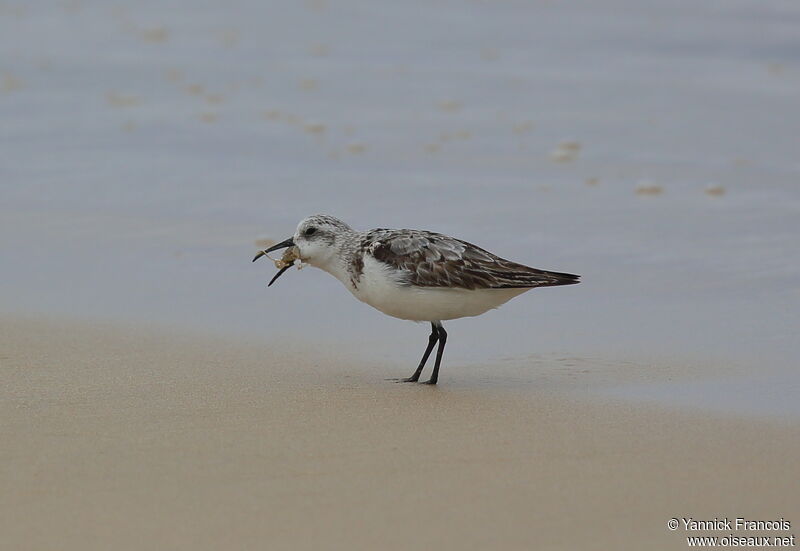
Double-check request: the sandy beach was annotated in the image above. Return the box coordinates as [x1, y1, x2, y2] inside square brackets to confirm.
[3, 0, 800, 548]
[2, 316, 797, 550]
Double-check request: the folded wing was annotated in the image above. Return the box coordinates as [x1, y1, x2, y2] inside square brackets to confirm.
[364, 229, 580, 290]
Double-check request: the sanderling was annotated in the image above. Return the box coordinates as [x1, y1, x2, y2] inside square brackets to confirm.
[254, 214, 579, 385]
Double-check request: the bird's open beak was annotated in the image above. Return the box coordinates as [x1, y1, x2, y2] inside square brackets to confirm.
[252, 237, 294, 262]
[252, 237, 295, 287]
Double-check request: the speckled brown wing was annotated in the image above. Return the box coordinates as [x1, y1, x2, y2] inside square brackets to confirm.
[363, 229, 580, 290]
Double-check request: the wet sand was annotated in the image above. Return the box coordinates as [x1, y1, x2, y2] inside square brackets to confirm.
[2, 316, 798, 550]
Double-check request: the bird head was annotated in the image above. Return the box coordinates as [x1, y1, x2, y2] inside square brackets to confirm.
[253, 215, 353, 286]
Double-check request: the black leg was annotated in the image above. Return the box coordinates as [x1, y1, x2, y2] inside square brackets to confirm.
[422, 323, 446, 385]
[396, 322, 439, 382]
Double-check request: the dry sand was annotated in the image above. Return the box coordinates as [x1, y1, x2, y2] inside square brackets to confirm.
[2, 316, 798, 550]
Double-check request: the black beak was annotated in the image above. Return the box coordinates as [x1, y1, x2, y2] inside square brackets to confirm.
[252, 237, 295, 287]
[267, 265, 291, 287]
[252, 237, 294, 263]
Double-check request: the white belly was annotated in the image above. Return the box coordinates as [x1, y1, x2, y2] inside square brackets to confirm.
[344, 257, 530, 321]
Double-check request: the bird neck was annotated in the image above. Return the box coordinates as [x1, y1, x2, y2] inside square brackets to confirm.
[314, 231, 364, 291]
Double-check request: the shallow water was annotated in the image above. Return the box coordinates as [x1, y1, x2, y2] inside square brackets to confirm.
[2, 0, 799, 416]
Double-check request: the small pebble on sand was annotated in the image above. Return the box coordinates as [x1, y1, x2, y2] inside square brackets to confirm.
[635, 181, 663, 196]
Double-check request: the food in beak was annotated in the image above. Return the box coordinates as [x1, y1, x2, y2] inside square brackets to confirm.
[275, 246, 300, 268]
[253, 240, 301, 286]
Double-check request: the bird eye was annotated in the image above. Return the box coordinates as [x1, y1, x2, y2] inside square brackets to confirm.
[304, 227, 317, 236]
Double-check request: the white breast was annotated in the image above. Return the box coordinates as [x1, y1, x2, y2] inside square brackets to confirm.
[338, 255, 529, 322]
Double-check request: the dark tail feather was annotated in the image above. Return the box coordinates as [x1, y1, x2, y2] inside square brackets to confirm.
[487, 267, 581, 288]
[538, 269, 580, 287]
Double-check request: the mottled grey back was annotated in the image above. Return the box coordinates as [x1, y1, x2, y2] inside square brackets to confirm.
[361, 229, 580, 290]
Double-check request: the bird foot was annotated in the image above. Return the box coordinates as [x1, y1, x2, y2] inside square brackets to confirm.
[386, 377, 420, 383]
[420, 379, 438, 385]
